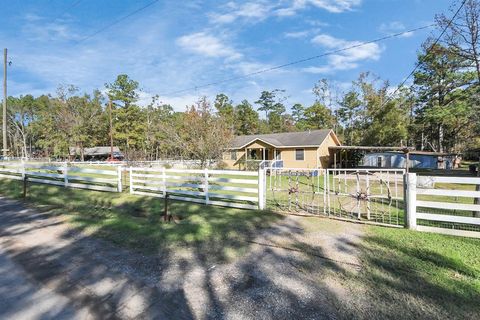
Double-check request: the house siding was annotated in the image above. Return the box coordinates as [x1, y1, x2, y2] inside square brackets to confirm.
[276, 147, 319, 168]
[318, 132, 338, 168]
[222, 130, 341, 170]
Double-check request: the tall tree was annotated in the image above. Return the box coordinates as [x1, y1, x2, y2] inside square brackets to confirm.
[160, 97, 232, 167]
[235, 100, 259, 135]
[104, 74, 140, 108]
[414, 43, 472, 152]
[302, 102, 335, 130]
[214, 93, 235, 131]
[7, 95, 38, 158]
[437, 0, 480, 83]
[337, 90, 362, 145]
[105, 75, 144, 156]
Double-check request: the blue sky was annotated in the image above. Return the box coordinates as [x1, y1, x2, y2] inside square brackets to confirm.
[1, 0, 451, 111]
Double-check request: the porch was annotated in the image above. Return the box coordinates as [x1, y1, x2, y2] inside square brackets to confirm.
[243, 145, 282, 170]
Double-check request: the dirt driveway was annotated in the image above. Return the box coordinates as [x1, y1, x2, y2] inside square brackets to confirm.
[0, 196, 364, 319]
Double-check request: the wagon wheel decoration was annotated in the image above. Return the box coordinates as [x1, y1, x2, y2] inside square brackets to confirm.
[271, 170, 317, 213]
[335, 172, 393, 220]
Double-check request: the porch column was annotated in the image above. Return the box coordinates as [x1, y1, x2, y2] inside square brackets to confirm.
[263, 148, 265, 161]
[245, 147, 247, 169]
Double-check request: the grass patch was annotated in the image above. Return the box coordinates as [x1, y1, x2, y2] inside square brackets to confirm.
[355, 225, 480, 318]
[0, 178, 282, 262]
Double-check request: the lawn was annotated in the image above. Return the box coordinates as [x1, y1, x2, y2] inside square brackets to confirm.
[1, 175, 479, 318]
[0, 178, 282, 262]
[352, 225, 480, 319]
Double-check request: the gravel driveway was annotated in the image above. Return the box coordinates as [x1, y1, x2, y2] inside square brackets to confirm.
[0, 196, 364, 319]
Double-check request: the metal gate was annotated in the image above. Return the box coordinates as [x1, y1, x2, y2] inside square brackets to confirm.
[327, 169, 405, 226]
[266, 168, 327, 215]
[266, 168, 405, 226]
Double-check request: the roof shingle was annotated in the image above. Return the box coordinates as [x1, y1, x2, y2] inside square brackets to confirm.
[230, 129, 334, 148]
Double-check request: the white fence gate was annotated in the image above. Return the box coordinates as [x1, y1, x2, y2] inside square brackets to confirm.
[406, 173, 480, 238]
[129, 167, 264, 210]
[0, 162, 122, 192]
[266, 168, 327, 214]
[327, 169, 405, 226]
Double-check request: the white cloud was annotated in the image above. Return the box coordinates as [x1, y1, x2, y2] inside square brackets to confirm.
[303, 33, 382, 74]
[379, 21, 414, 38]
[211, 0, 362, 25]
[284, 30, 311, 38]
[21, 13, 79, 41]
[176, 32, 242, 60]
[157, 93, 207, 111]
[209, 2, 273, 24]
[277, 0, 362, 16]
[307, 0, 362, 13]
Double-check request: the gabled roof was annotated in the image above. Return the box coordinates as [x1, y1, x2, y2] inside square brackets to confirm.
[230, 129, 339, 149]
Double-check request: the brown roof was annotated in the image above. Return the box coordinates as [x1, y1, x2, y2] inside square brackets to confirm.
[230, 129, 337, 149]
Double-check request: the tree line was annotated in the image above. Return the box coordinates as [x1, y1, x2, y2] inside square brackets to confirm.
[2, 0, 480, 161]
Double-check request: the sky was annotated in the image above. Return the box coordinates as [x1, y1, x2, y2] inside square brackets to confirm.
[0, 0, 453, 111]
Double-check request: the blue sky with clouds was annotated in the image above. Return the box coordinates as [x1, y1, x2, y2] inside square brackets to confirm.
[1, 0, 451, 111]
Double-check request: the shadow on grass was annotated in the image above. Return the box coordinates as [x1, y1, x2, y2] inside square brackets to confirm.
[0, 178, 354, 318]
[351, 228, 480, 319]
[1, 177, 479, 319]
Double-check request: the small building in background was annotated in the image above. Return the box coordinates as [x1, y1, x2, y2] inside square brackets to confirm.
[69, 146, 124, 161]
[361, 151, 459, 170]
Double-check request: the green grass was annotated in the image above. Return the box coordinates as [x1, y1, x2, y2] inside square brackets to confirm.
[0, 178, 282, 262]
[354, 225, 480, 318]
[2, 173, 479, 318]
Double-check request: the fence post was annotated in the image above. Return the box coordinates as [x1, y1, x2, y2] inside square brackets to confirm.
[63, 163, 69, 188]
[258, 168, 265, 210]
[21, 160, 25, 180]
[404, 172, 417, 230]
[204, 168, 209, 205]
[162, 167, 166, 198]
[117, 166, 123, 192]
[129, 167, 133, 194]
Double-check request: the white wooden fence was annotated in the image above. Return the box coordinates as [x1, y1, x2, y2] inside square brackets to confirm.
[129, 167, 265, 210]
[0, 162, 122, 192]
[405, 173, 480, 238]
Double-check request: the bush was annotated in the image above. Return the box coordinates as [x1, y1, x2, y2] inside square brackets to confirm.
[215, 160, 229, 170]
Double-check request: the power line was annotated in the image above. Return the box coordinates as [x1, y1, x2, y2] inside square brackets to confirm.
[50, 0, 83, 23]
[159, 24, 435, 97]
[76, 0, 160, 44]
[380, 0, 468, 107]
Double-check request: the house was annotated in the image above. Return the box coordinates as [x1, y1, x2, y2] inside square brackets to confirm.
[360, 151, 459, 169]
[69, 146, 124, 161]
[223, 129, 341, 170]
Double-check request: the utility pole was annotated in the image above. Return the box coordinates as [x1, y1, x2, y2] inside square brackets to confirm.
[2, 48, 7, 158]
[109, 100, 114, 160]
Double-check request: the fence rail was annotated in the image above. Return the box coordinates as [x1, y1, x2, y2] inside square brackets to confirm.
[2, 161, 480, 239]
[0, 162, 122, 192]
[406, 173, 480, 238]
[129, 167, 264, 210]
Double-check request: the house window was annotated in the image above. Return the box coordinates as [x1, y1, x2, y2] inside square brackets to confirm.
[275, 150, 281, 160]
[231, 150, 237, 160]
[377, 157, 382, 167]
[295, 149, 304, 161]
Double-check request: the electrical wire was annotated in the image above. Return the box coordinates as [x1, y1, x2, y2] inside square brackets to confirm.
[159, 24, 435, 96]
[76, 0, 160, 44]
[379, 0, 468, 107]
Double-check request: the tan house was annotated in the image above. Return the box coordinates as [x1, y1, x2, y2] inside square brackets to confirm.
[223, 129, 341, 170]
